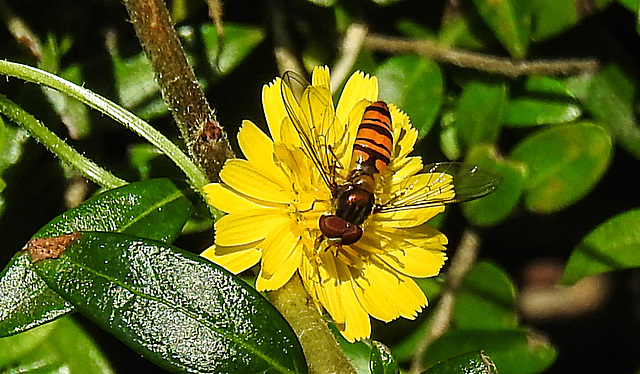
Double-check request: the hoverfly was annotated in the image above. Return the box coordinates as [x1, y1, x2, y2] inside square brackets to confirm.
[281, 71, 501, 246]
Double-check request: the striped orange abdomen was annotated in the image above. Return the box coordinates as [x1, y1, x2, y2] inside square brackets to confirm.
[350, 101, 393, 178]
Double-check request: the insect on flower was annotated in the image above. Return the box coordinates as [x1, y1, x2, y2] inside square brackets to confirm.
[281, 71, 501, 249]
[202, 67, 501, 342]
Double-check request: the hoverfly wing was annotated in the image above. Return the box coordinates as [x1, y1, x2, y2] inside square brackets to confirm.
[375, 162, 502, 212]
[281, 71, 342, 189]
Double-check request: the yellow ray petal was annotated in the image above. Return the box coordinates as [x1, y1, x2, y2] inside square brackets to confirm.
[220, 159, 294, 204]
[238, 120, 285, 178]
[311, 66, 330, 88]
[203, 183, 268, 213]
[260, 220, 301, 279]
[263, 78, 288, 142]
[338, 279, 371, 342]
[336, 71, 378, 123]
[256, 235, 302, 291]
[377, 244, 447, 278]
[215, 210, 289, 246]
[362, 263, 427, 320]
[201, 244, 261, 274]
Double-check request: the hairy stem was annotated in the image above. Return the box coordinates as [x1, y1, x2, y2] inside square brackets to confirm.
[0, 93, 126, 189]
[267, 274, 356, 374]
[122, 0, 233, 181]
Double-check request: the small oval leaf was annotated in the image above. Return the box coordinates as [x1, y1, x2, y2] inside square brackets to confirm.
[504, 97, 581, 127]
[510, 122, 612, 213]
[462, 144, 525, 226]
[562, 208, 640, 285]
[375, 54, 444, 136]
[370, 341, 399, 374]
[470, 0, 531, 58]
[33, 232, 307, 374]
[454, 262, 518, 330]
[422, 351, 497, 374]
[452, 81, 507, 149]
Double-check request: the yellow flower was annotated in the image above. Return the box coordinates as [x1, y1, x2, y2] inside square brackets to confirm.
[202, 66, 451, 342]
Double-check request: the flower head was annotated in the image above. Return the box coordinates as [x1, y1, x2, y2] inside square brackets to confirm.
[202, 66, 450, 342]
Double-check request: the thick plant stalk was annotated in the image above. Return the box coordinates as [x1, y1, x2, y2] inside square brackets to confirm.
[122, 0, 233, 181]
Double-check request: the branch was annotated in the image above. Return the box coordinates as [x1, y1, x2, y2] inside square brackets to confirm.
[410, 228, 480, 374]
[122, 0, 233, 181]
[364, 34, 599, 78]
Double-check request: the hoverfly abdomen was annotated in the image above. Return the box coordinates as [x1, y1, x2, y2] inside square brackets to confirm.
[349, 101, 393, 184]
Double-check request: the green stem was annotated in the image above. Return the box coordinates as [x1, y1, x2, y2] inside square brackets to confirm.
[0, 60, 210, 193]
[0, 93, 126, 189]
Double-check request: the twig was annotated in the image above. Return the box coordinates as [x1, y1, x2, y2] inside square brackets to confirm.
[364, 34, 599, 78]
[330, 23, 368, 93]
[122, 0, 233, 182]
[410, 228, 480, 374]
[0, 0, 43, 59]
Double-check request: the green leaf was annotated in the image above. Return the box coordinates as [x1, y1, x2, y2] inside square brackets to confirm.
[0, 179, 193, 337]
[423, 329, 556, 374]
[32, 232, 307, 374]
[0, 317, 114, 373]
[530, 0, 579, 40]
[462, 144, 525, 226]
[562, 208, 640, 285]
[454, 262, 518, 330]
[453, 81, 507, 149]
[201, 23, 265, 76]
[370, 341, 399, 374]
[524, 75, 578, 98]
[510, 122, 612, 213]
[422, 351, 497, 374]
[503, 97, 581, 127]
[375, 55, 444, 137]
[470, 0, 531, 58]
[583, 64, 640, 160]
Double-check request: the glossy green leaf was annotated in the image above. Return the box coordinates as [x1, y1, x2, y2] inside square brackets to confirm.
[422, 351, 497, 374]
[332, 323, 373, 373]
[453, 81, 507, 149]
[201, 23, 265, 76]
[617, 0, 640, 11]
[510, 122, 612, 213]
[504, 97, 581, 127]
[530, 0, 578, 40]
[470, 0, 531, 58]
[375, 54, 443, 136]
[33, 232, 307, 374]
[0, 179, 193, 337]
[462, 144, 524, 226]
[454, 262, 518, 330]
[370, 341, 399, 374]
[583, 64, 640, 160]
[437, 12, 487, 50]
[423, 329, 556, 374]
[0, 317, 114, 373]
[524, 76, 578, 98]
[562, 208, 640, 285]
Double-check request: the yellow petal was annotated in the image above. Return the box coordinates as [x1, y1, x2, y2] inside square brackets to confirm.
[220, 159, 294, 204]
[311, 66, 330, 89]
[215, 210, 289, 246]
[238, 120, 283, 176]
[337, 279, 371, 342]
[336, 71, 378, 124]
[260, 220, 301, 280]
[377, 242, 447, 278]
[201, 244, 261, 274]
[361, 263, 427, 320]
[262, 78, 288, 142]
[203, 183, 267, 213]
